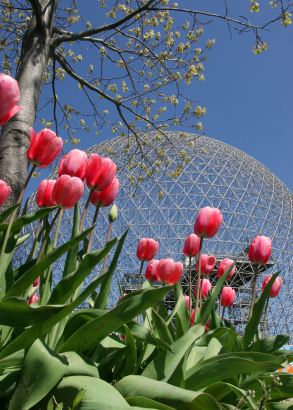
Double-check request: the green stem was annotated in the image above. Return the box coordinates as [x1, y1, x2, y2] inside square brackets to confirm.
[249, 265, 259, 319]
[36, 208, 61, 264]
[27, 217, 43, 262]
[79, 189, 93, 233]
[219, 287, 223, 318]
[86, 206, 99, 254]
[221, 306, 226, 321]
[189, 256, 192, 322]
[262, 298, 269, 339]
[137, 260, 144, 324]
[195, 238, 203, 320]
[102, 221, 112, 274]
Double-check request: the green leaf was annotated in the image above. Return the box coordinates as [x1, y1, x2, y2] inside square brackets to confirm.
[0, 204, 20, 226]
[122, 324, 137, 377]
[9, 338, 68, 410]
[0, 260, 14, 300]
[142, 324, 204, 382]
[3, 225, 95, 300]
[202, 338, 222, 361]
[61, 352, 99, 378]
[94, 229, 128, 309]
[62, 309, 106, 344]
[59, 285, 173, 354]
[193, 328, 229, 347]
[0, 371, 20, 397]
[0, 227, 21, 295]
[173, 282, 190, 339]
[0, 297, 66, 327]
[265, 402, 293, 410]
[115, 375, 221, 410]
[39, 235, 53, 305]
[185, 352, 286, 391]
[15, 233, 30, 247]
[0, 350, 25, 369]
[151, 308, 174, 346]
[186, 346, 206, 372]
[97, 347, 127, 381]
[248, 334, 289, 354]
[72, 388, 86, 408]
[63, 203, 80, 278]
[242, 271, 281, 350]
[195, 261, 236, 326]
[126, 396, 175, 410]
[49, 238, 116, 305]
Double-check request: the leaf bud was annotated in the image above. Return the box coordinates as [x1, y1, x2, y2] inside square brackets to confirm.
[109, 204, 118, 223]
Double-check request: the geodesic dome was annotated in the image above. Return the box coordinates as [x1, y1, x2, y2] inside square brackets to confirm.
[18, 131, 293, 340]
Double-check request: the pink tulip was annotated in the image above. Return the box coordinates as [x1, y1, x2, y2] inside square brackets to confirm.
[221, 287, 236, 307]
[118, 294, 127, 300]
[28, 294, 39, 305]
[59, 149, 88, 181]
[194, 207, 223, 238]
[86, 154, 116, 191]
[0, 73, 24, 127]
[216, 258, 235, 281]
[262, 275, 282, 298]
[53, 175, 84, 209]
[157, 258, 183, 284]
[36, 180, 56, 208]
[248, 236, 272, 265]
[184, 295, 192, 311]
[191, 308, 210, 330]
[0, 179, 11, 206]
[91, 177, 119, 208]
[27, 127, 63, 168]
[196, 254, 216, 275]
[33, 277, 40, 288]
[145, 259, 159, 282]
[194, 278, 211, 299]
[137, 238, 159, 262]
[183, 234, 200, 257]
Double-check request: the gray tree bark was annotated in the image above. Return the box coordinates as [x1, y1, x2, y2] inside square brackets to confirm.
[0, 0, 57, 212]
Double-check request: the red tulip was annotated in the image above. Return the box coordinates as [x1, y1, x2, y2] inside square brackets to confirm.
[216, 258, 235, 281]
[194, 207, 223, 238]
[191, 308, 209, 330]
[86, 154, 116, 191]
[137, 238, 159, 262]
[157, 258, 183, 284]
[27, 127, 63, 168]
[194, 278, 211, 298]
[196, 254, 216, 275]
[221, 286, 236, 307]
[262, 275, 282, 298]
[0, 73, 24, 126]
[145, 259, 159, 282]
[28, 294, 39, 305]
[59, 149, 88, 181]
[36, 180, 56, 208]
[183, 234, 200, 257]
[0, 179, 11, 206]
[184, 295, 192, 311]
[91, 177, 119, 208]
[53, 175, 84, 209]
[248, 236, 272, 265]
[33, 277, 40, 288]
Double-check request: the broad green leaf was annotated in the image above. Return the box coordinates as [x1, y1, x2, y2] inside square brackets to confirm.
[0, 227, 21, 293]
[3, 225, 95, 300]
[142, 325, 204, 382]
[0, 371, 20, 397]
[185, 352, 286, 391]
[94, 229, 128, 309]
[0, 350, 25, 369]
[0, 260, 14, 300]
[48, 238, 116, 305]
[0, 297, 66, 327]
[248, 334, 289, 354]
[122, 324, 137, 377]
[261, 373, 293, 401]
[242, 271, 281, 350]
[91, 335, 125, 365]
[9, 338, 68, 410]
[151, 308, 174, 346]
[0, 204, 20, 226]
[202, 338, 222, 361]
[61, 352, 99, 378]
[158, 300, 176, 340]
[59, 285, 173, 354]
[72, 388, 87, 408]
[62, 203, 80, 278]
[265, 402, 293, 410]
[15, 233, 30, 247]
[126, 396, 175, 410]
[193, 328, 229, 347]
[186, 346, 206, 372]
[13, 259, 36, 282]
[220, 323, 242, 353]
[62, 309, 106, 344]
[203, 382, 258, 410]
[98, 347, 127, 381]
[115, 375, 221, 410]
[209, 300, 223, 330]
[173, 282, 189, 339]
[39, 235, 53, 305]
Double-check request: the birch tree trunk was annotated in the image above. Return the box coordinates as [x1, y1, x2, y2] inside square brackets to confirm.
[0, 0, 57, 212]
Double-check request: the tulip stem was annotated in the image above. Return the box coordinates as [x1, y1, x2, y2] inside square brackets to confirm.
[87, 206, 99, 254]
[102, 221, 112, 274]
[79, 189, 94, 234]
[188, 256, 192, 321]
[249, 265, 258, 319]
[262, 298, 269, 339]
[36, 208, 61, 264]
[137, 260, 144, 324]
[195, 238, 203, 320]
[221, 306, 226, 321]
[0, 164, 36, 264]
[219, 287, 223, 318]
[27, 217, 43, 262]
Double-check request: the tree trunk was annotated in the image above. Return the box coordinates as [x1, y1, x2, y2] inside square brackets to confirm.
[0, 0, 57, 212]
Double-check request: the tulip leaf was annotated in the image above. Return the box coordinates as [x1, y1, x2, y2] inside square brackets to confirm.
[121, 324, 137, 378]
[0, 371, 20, 397]
[59, 285, 173, 354]
[151, 308, 174, 346]
[97, 347, 127, 381]
[173, 282, 190, 339]
[63, 203, 80, 278]
[61, 351, 100, 378]
[0, 227, 21, 295]
[193, 328, 229, 347]
[3, 225, 95, 300]
[0, 203, 20, 226]
[126, 396, 176, 410]
[0, 350, 25, 369]
[248, 334, 290, 354]
[8, 338, 68, 410]
[115, 375, 222, 410]
[141, 324, 204, 382]
[242, 271, 281, 350]
[49, 238, 117, 305]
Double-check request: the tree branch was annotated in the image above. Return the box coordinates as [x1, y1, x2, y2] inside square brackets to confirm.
[28, 0, 45, 32]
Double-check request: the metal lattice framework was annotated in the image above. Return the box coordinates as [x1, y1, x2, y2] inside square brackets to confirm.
[17, 132, 293, 340]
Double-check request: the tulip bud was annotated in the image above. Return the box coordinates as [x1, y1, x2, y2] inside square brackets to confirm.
[36, 180, 56, 208]
[53, 175, 84, 209]
[262, 275, 282, 298]
[191, 307, 210, 330]
[216, 258, 235, 281]
[184, 295, 192, 311]
[91, 178, 119, 208]
[28, 294, 39, 305]
[194, 278, 211, 298]
[196, 254, 216, 275]
[221, 287, 236, 307]
[157, 258, 183, 284]
[0, 73, 24, 126]
[86, 154, 116, 191]
[59, 149, 88, 181]
[108, 204, 118, 223]
[145, 259, 159, 282]
[183, 234, 200, 257]
[137, 238, 159, 262]
[33, 277, 40, 288]
[248, 236, 272, 265]
[0, 179, 11, 206]
[194, 206, 223, 238]
[27, 128, 63, 168]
